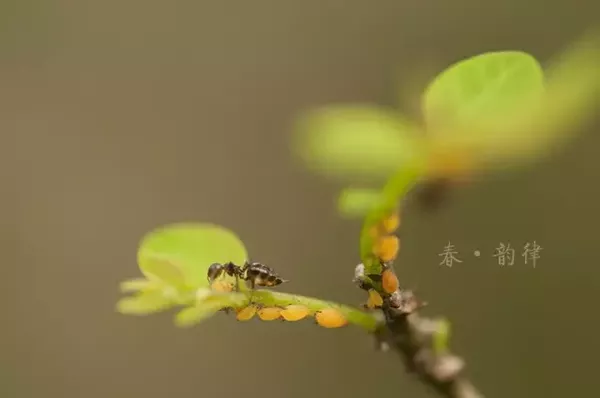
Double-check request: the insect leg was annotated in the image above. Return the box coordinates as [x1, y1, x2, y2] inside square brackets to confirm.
[246, 278, 256, 306]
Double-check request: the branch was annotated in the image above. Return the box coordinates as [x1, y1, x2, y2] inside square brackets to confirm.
[118, 277, 381, 331]
[355, 263, 484, 398]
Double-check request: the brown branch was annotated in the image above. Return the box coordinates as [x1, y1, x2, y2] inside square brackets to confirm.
[355, 264, 485, 398]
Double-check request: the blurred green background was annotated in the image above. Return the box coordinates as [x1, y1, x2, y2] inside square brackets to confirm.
[5, 1, 600, 398]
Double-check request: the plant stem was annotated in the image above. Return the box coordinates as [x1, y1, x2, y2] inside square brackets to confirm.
[360, 164, 425, 275]
[355, 263, 484, 398]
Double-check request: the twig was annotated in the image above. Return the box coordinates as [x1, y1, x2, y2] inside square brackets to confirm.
[355, 264, 484, 398]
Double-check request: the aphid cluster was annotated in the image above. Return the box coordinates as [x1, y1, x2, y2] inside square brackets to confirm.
[369, 210, 400, 263]
[363, 209, 401, 309]
[234, 303, 348, 329]
[207, 260, 348, 328]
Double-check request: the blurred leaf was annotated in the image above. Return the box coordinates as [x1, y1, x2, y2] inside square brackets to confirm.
[138, 223, 248, 289]
[502, 33, 600, 165]
[293, 105, 427, 181]
[175, 292, 247, 328]
[423, 51, 544, 135]
[423, 35, 600, 171]
[116, 290, 173, 315]
[119, 278, 158, 293]
[142, 257, 187, 287]
[337, 188, 384, 218]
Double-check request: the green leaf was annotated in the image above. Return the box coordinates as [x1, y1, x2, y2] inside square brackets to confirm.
[292, 105, 427, 181]
[137, 223, 248, 289]
[119, 278, 158, 293]
[422, 37, 600, 171]
[423, 51, 544, 136]
[337, 188, 384, 218]
[116, 290, 173, 315]
[142, 257, 186, 287]
[174, 292, 248, 328]
[502, 34, 600, 166]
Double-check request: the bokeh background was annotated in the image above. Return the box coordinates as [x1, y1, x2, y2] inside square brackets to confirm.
[5, 1, 600, 398]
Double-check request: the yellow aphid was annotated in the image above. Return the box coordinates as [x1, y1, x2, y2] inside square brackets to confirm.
[315, 308, 348, 328]
[236, 305, 257, 321]
[210, 280, 234, 293]
[382, 268, 399, 294]
[366, 289, 383, 309]
[258, 307, 282, 321]
[373, 235, 400, 263]
[381, 211, 400, 234]
[280, 305, 310, 321]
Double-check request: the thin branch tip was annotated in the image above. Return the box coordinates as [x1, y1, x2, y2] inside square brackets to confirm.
[358, 262, 484, 398]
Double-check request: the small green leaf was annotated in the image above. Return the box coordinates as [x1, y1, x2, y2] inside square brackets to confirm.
[423, 51, 544, 135]
[174, 292, 248, 327]
[119, 278, 157, 293]
[142, 257, 186, 287]
[116, 290, 173, 315]
[422, 36, 599, 171]
[175, 305, 219, 327]
[137, 223, 248, 289]
[293, 105, 427, 181]
[337, 188, 384, 218]
[499, 34, 600, 166]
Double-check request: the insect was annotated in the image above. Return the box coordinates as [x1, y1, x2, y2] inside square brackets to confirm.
[280, 305, 311, 321]
[373, 235, 400, 263]
[257, 306, 282, 321]
[207, 261, 288, 291]
[365, 289, 383, 309]
[236, 305, 258, 321]
[210, 280, 235, 293]
[381, 264, 399, 294]
[315, 308, 348, 328]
